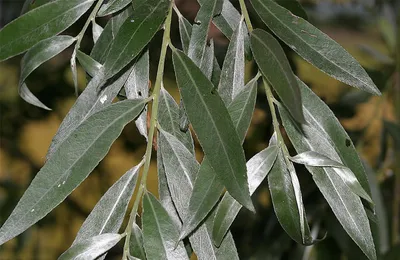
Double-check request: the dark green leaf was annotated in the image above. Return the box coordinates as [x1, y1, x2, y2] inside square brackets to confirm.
[142, 192, 188, 260]
[218, 20, 245, 105]
[211, 56, 221, 87]
[19, 35, 75, 109]
[268, 148, 312, 245]
[251, 29, 304, 123]
[125, 50, 150, 140]
[59, 233, 122, 260]
[384, 121, 400, 150]
[275, 0, 308, 20]
[179, 79, 258, 240]
[290, 151, 373, 203]
[98, 0, 131, 17]
[91, 8, 132, 64]
[158, 130, 239, 259]
[172, 49, 254, 211]
[0, 0, 94, 61]
[103, 0, 169, 80]
[213, 145, 278, 246]
[250, 0, 380, 95]
[76, 50, 102, 77]
[0, 99, 146, 245]
[200, 41, 215, 80]
[130, 223, 146, 260]
[278, 99, 376, 259]
[72, 163, 142, 244]
[188, 0, 222, 66]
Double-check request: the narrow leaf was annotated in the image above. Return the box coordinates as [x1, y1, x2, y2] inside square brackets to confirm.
[172, 49, 254, 211]
[46, 65, 132, 159]
[275, 0, 308, 20]
[200, 41, 215, 80]
[19, 35, 75, 109]
[180, 76, 259, 239]
[0, 0, 94, 61]
[159, 130, 239, 259]
[91, 8, 132, 64]
[188, 0, 222, 66]
[18, 83, 51, 110]
[76, 50, 102, 77]
[218, 20, 245, 105]
[0, 99, 146, 245]
[72, 163, 142, 244]
[103, 0, 169, 80]
[278, 102, 376, 260]
[251, 29, 304, 123]
[130, 223, 146, 260]
[213, 145, 278, 246]
[142, 192, 188, 260]
[125, 50, 150, 140]
[176, 9, 192, 54]
[92, 21, 103, 44]
[98, 0, 131, 17]
[250, 0, 381, 95]
[58, 233, 122, 260]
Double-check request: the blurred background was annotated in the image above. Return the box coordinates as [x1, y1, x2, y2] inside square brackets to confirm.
[0, 0, 399, 259]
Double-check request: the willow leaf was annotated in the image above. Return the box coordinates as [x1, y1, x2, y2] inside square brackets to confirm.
[103, 0, 169, 80]
[0, 99, 147, 245]
[159, 130, 239, 260]
[97, 0, 131, 17]
[251, 29, 304, 123]
[76, 50, 102, 77]
[18, 35, 75, 109]
[0, 0, 94, 61]
[218, 20, 245, 105]
[279, 103, 376, 260]
[130, 223, 146, 260]
[275, 0, 307, 20]
[176, 10, 192, 54]
[200, 41, 215, 80]
[92, 21, 103, 44]
[250, 0, 380, 95]
[72, 163, 142, 245]
[172, 49, 254, 212]
[125, 50, 150, 140]
[58, 233, 122, 260]
[213, 145, 278, 246]
[188, 0, 222, 66]
[142, 192, 188, 260]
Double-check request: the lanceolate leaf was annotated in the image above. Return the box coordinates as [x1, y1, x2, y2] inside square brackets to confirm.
[176, 9, 192, 54]
[0, 99, 147, 245]
[0, 0, 94, 61]
[213, 145, 278, 246]
[275, 0, 308, 20]
[103, 0, 169, 80]
[268, 148, 313, 245]
[97, 0, 132, 17]
[76, 50, 102, 77]
[130, 223, 146, 260]
[18, 35, 75, 109]
[172, 49, 254, 212]
[200, 41, 215, 80]
[92, 21, 103, 44]
[47, 66, 133, 159]
[295, 78, 372, 196]
[158, 87, 194, 154]
[250, 0, 380, 95]
[72, 163, 142, 244]
[142, 192, 188, 260]
[158, 130, 239, 260]
[59, 233, 122, 260]
[188, 0, 222, 66]
[218, 20, 245, 105]
[125, 50, 150, 140]
[180, 80, 258, 241]
[278, 104, 376, 259]
[91, 8, 132, 64]
[251, 29, 304, 123]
